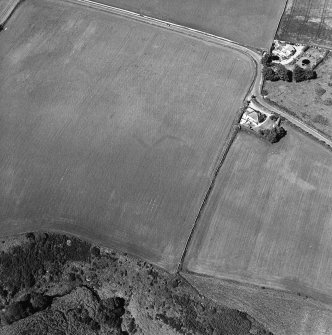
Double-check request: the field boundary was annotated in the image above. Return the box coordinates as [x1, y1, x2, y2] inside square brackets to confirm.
[177, 124, 241, 273]
[60, 0, 262, 56]
[270, 0, 290, 52]
[0, 222, 177, 276]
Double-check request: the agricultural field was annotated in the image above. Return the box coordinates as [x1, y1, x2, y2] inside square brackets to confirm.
[94, 0, 287, 49]
[183, 129, 332, 303]
[276, 0, 332, 49]
[264, 52, 332, 139]
[0, 0, 255, 272]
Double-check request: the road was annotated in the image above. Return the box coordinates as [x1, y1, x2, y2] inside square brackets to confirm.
[0, 0, 20, 28]
[58, 0, 332, 148]
[252, 99, 332, 146]
[1, 0, 331, 146]
[2, 0, 331, 147]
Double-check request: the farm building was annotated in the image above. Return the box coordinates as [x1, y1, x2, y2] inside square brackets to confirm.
[296, 47, 327, 69]
[240, 108, 260, 128]
[272, 41, 296, 60]
[241, 107, 280, 132]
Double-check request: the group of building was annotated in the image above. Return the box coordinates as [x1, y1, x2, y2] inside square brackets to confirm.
[271, 40, 327, 69]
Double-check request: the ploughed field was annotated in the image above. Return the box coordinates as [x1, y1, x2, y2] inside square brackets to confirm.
[0, 0, 255, 272]
[276, 0, 332, 49]
[183, 129, 332, 302]
[91, 0, 287, 49]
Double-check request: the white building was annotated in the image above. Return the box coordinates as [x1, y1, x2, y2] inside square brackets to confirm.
[272, 41, 296, 60]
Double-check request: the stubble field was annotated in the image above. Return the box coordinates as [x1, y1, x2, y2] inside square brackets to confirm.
[184, 129, 332, 302]
[276, 0, 332, 49]
[0, 0, 255, 272]
[91, 0, 287, 49]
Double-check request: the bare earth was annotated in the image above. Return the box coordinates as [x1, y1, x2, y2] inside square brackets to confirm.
[184, 129, 332, 304]
[0, 0, 254, 272]
[88, 0, 287, 49]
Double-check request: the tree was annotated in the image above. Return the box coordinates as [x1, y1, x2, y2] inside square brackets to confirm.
[293, 65, 306, 82]
[274, 64, 291, 82]
[304, 68, 317, 80]
[261, 53, 273, 67]
[30, 293, 52, 311]
[257, 112, 267, 123]
[90, 246, 100, 258]
[293, 65, 317, 82]
[262, 66, 279, 81]
[259, 126, 287, 143]
[3, 301, 29, 324]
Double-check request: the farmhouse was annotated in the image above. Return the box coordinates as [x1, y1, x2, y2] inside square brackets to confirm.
[240, 107, 280, 131]
[240, 106, 283, 143]
[240, 108, 260, 128]
[272, 40, 296, 60]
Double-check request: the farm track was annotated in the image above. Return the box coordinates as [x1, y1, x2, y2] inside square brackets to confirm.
[59, 0, 332, 150]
